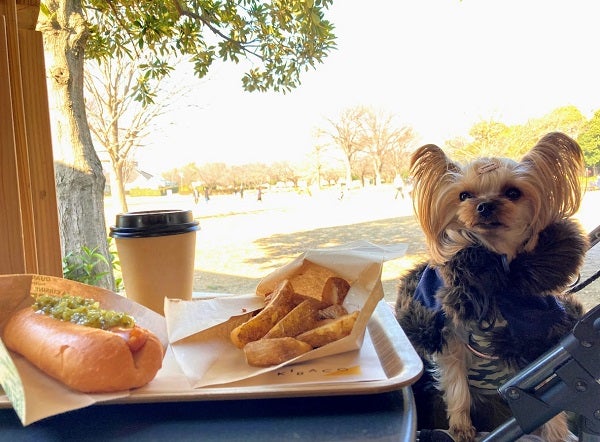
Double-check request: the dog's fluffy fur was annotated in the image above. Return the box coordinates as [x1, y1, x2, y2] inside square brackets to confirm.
[395, 132, 588, 441]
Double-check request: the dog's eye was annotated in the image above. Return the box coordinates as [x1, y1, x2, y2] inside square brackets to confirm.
[505, 187, 521, 200]
[459, 191, 472, 201]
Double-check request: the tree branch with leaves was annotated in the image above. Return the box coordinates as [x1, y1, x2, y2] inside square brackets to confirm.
[84, 0, 336, 99]
[39, 0, 336, 290]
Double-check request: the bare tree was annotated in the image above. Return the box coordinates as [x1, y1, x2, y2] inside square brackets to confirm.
[308, 142, 330, 189]
[195, 162, 230, 190]
[317, 106, 417, 187]
[319, 106, 369, 186]
[358, 108, 416, 185]
[84, 55, 176, 212]
[269, 161, 301, 186]
[353, 155, 373, 186]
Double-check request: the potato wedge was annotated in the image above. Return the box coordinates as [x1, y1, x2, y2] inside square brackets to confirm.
[244, 337, 313, 367]
[263, 299, 321, 339]
[296, 311, 359, 348]
[321, 277, 351, 305]
[289, 262, 340, 301]
[230, 279, 297, 348]
[231, 269, 357, 367]
[319, 303, 348, 320]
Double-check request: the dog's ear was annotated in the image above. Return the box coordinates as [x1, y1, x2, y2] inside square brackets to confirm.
[521, 132, 584, 221]
[410, 144, 459, 174]
[410, 145, 462, 264]
[410, 144, 461, 188]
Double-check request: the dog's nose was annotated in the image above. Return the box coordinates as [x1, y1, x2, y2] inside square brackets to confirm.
[476, 201, 495, 217]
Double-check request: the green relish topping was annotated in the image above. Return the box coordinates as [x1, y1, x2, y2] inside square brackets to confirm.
[33, 294, 135, 330]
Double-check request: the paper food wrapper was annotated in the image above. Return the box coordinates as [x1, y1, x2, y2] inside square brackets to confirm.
[165, 241, 407, 388]
[0, 274, 168, 426]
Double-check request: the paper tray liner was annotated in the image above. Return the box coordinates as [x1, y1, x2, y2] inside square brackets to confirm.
[0, 301, 422, 406]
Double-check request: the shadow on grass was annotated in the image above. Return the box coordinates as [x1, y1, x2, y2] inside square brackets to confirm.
[193, 215, 428, 297]
[193, 213, 600, 309]
[193, 272, 261, 294]
[248, 215, 426, 269]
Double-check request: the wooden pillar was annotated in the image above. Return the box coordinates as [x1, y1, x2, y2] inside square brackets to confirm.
[0, 0, 62, 276]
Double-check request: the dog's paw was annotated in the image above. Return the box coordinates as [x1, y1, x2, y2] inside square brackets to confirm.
[454, 246, 505, 276]
[446, 246, 508, 289]
[539, 413, 574, 442]
[449, 424, 477, 442]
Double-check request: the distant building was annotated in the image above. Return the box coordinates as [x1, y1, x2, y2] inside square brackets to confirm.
[125, 170, 178, 196]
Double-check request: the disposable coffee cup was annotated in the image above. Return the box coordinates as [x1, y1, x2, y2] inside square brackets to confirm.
[109, 210, 199, 315]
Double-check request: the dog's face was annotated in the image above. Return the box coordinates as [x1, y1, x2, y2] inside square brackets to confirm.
[451, 157, 539, 261]
[410, 132, 584, 265]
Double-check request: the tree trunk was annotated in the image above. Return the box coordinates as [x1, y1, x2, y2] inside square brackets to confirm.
[111, 159, 129, 213]
[372, 157, 382, 186]
[39, 0, 115, 290]
[343, 156, 352, 187]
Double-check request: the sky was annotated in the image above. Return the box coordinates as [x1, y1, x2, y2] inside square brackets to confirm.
[137, 0, 600, 173]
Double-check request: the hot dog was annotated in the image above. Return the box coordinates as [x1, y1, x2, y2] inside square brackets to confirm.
[2, 295, 164, 393]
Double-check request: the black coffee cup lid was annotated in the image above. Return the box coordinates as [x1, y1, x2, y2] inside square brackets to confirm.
[109, 210, 199, 238]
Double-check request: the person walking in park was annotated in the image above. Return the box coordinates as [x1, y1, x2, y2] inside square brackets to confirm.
[393, 175, 405, 199]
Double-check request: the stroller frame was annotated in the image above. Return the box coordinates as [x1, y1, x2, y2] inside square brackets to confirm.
[483, 225, 600, 441]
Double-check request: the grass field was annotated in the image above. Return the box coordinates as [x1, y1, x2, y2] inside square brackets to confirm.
[105, 185, 600, 308]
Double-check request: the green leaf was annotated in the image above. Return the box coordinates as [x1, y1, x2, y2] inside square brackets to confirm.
[81, 0, 336, 93]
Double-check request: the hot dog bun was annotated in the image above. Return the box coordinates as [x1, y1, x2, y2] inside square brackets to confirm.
[3, 307, 164, 393]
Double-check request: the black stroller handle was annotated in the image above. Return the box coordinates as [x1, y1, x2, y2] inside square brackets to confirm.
[483, 304, 600, 441]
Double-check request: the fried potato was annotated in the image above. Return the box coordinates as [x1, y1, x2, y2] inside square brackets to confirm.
[244, 337, 313, 367]
[230, 279, 297, 349]
[263, 299, 321, 339]
[321, 277, 351, 305]
[289, 262, 340, 301]
[319, 303, 348, 320]
[296, 311, 359, 348]
[231, 268, 357, 366]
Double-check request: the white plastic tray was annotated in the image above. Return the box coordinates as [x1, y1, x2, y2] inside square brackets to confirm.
[0, 301, 422, 407]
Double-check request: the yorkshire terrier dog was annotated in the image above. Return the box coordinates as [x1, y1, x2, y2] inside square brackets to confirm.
[395, 132, 589, 441]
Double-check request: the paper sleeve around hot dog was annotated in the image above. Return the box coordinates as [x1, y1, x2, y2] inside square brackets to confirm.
[3, 304, 164, 393]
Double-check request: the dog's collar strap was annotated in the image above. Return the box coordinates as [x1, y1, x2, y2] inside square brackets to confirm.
[466, 347, 513, 392]
[458, 318, 514, 391]
[462, 318, 505, 362]
[466, 343, 499, 361]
